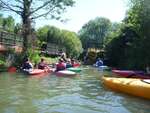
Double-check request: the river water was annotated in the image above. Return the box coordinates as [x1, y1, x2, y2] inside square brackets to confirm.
[0, 66, 149, 113]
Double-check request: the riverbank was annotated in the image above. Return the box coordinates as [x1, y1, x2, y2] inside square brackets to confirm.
[0, 55, 59, 72]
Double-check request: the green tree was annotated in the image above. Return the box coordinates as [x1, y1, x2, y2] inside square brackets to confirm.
[78, 17, 111, 49]
[0, 14, 3, 26]
[47, 26, 62, 44]
[125, 0, 150, 69]
[0, 0, 75, 53]
[105, 24, 139, 69]
[61, 30, 83, 57]
[104, 0, 150, 69]
[37, 25, 51, 42]
[2, 16, 15, 32]
[37, 25, 83, 57]
[104, 22, 122, 46]
[14, 23, 22, 34]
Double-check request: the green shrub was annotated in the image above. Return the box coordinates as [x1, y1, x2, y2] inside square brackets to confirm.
[0, 59, 5, 65]
[27, 49, 41, 65]
[0, 58, 7, 72]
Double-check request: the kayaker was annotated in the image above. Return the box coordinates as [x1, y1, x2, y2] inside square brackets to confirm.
[95, 58, 103, 67]
[22, 58, 33, 71]
[66, 58, 72, 68]
[60, 51, 67, 62]
[145, 64, 150, 74]
[38, 58, 49, 70]
[71, 59, 75, 67]
[55, 58, 66, 71]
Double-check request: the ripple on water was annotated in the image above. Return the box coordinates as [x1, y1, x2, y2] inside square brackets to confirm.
[33, 93, 130, 113]
[0, 68, 149, 113]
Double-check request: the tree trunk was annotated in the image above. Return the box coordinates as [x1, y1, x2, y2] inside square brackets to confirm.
[21, 0, 32, 53]
[22, 17, 31, 53]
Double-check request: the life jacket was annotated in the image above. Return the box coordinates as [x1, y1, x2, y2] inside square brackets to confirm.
[56, 63, 66, 71]
[66, 63, 72, 68]
[38, 62, 46, 69]
[22, 62, 32, 69]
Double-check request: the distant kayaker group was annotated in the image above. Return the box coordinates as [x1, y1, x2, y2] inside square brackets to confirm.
[21, 51, 80, 73]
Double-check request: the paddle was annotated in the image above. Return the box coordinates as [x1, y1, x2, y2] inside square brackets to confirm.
[141, 79, 150, 84]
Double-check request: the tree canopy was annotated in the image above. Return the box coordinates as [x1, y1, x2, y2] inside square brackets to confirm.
[78, 17, 111, 49]
[105, 0, 150, 69]
[0, 15, 15, 32]
[0, 0, 75, 52]
[36, 25, 83, 57]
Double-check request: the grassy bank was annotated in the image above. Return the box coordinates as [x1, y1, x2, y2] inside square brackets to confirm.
[42, 57, 59, 64]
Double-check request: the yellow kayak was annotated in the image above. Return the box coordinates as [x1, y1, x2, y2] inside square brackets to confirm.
[102, 77, 150, 99]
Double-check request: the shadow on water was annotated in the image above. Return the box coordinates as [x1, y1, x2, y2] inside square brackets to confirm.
[0, 67, 149, 113]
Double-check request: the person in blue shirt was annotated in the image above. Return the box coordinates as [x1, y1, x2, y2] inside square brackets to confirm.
[66, 58, 73, 68]
[95, 58, 103, 67]
[22, 58, 33, 71]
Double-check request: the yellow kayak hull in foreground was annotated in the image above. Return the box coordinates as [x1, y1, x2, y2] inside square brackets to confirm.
[102, 77, 150, 99]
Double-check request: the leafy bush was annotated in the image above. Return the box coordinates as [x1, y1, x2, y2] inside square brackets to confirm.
[27, 49, 41, 65]
[0, 59, 5, 65]
[0, 57, 7, 72]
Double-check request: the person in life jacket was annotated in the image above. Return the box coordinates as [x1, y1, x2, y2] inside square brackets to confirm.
[55, 58, 66, 72]
[95, 58, 103, 67]
[38, 58, 49, 70]
[66, 58, 73, 68]
[22, 58, 33, 70]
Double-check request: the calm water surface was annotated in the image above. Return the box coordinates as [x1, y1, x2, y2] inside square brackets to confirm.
[0, 66, 149, 113]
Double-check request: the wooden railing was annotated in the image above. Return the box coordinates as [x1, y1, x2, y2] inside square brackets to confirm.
[41, 43, 66, 56]
[0, 29, 66, 54]
[0, 30, 23, 52]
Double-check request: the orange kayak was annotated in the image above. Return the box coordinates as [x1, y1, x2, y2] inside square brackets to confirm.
[28, 69, 46, 75]
[24, 68, 52, 75]
[102, 77, 150, 99]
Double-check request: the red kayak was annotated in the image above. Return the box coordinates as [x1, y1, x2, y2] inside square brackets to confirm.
[28, 69, 46, 75]
[8, 66, 17, 73]
[112, 69, 150, 79]
[73, 63, 80, 67]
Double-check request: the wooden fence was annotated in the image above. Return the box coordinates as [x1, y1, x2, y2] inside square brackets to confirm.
[0, 30, 23, 52]
[0, 29, 66, 55]
[41, 43, 66, 56]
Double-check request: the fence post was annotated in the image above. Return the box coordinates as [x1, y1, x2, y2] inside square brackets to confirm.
[14, 34, 16, 46]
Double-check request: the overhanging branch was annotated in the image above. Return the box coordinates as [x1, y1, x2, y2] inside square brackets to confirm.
[10, 4, 23, 10]
[31, 10, 52, 19]
[14, 0, 23, 4]
[0, 0, 21, 15]
[31, 5, 56, 19]
[30, 1, 51, 15]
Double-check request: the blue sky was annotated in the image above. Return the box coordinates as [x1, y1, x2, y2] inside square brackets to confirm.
[3, 0, 128, 33]
[36, 0, 127, 32]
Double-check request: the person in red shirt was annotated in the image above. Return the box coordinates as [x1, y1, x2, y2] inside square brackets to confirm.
[55, 58, 66, 71]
